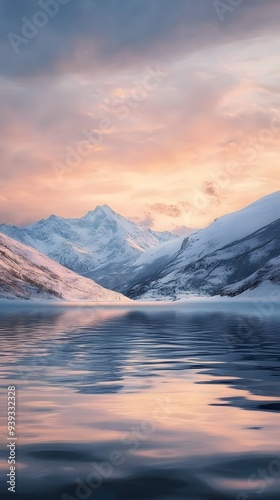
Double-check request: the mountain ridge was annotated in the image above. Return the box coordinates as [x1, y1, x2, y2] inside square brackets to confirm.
[0, 231, 129, 302]
[123, 191, 280, 300]
[0, 205, 179, 289]
[1, 193, 279, 300]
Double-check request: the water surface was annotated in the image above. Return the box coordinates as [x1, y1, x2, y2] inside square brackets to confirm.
[0, 303, 280, 499]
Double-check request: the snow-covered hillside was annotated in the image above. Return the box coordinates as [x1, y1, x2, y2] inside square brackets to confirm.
[0, 232, 129, 302]
[119, 236, 185, 294]
[124, 192, 280, 300]
[221, 256, 280, 298]
[0, 205, 177, 289]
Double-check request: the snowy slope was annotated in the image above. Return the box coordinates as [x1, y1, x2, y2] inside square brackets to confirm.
[119, 236, 185, 294]
[220, 256, 280, 298]
[125, 192, 280, 300]
[167, 190, 280, 265]
[0, 232, 130, 302]
[0, 205, 177, 289]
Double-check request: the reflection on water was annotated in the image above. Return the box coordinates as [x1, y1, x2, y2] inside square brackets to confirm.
[0, 303, 280, 499]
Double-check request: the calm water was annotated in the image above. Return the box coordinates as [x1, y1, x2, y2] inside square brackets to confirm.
[0, 303, 280, 500]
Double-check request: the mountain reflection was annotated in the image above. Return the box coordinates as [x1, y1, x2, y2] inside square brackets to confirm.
[1, 305, 280, 402]
[0, 304, 280, 500]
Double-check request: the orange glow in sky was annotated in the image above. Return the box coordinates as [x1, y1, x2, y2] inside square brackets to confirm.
[1, 1, 280, 230]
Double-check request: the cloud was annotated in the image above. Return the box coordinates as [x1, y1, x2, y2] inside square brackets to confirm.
[171, 225, 196, 236]
[148, 203, 182, 218]
[1, 0, 280, 78]
[131, 213, 155, 229]
[203, 181, 221, 204]
[0, 1, 280, 228]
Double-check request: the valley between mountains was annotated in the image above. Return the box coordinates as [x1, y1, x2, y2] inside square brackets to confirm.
[0, 191, 279, 302]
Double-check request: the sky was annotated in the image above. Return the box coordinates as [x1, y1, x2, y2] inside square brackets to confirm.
[0, 0, 280, 231]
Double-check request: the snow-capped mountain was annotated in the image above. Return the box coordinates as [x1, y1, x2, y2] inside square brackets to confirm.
[0, 231, 129, 302]
[123, 191, 280, 300]
[0, 205, 176, 289]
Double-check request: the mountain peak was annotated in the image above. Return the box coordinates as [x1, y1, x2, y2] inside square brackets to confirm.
[98, 204, 116, 215]
[84, 204, 117, 219]
[0, 203, 177, 290]
[30, 214, 62, 227]
[47, 214, 60, 221]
